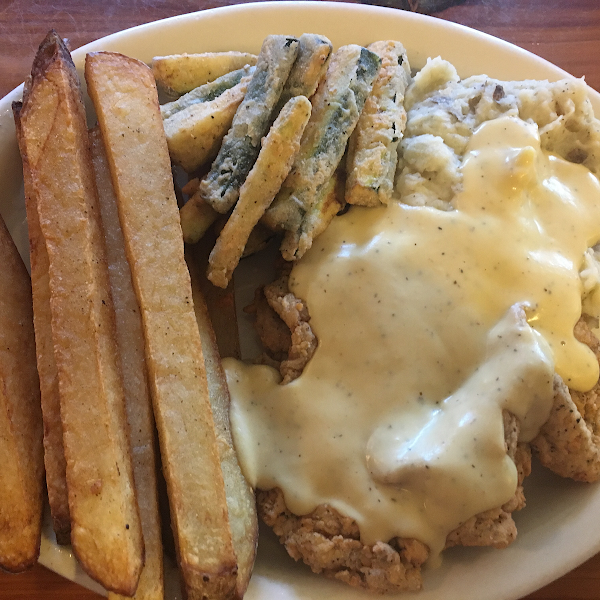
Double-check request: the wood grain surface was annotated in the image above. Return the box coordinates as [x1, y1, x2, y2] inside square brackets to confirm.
[0, 1, 599, 599]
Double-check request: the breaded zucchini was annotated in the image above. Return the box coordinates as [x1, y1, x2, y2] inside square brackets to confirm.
[161, 65, 255, 119]
[346, 40, 411, 206]
[280, 168, 345, 261]
[198, 35, 300, 213]
[274, 33, 332, 114]
[180, 192, 220, 244]
[208, 95, 312, 288]
[152, 51, 257, 95]
[263, 45, 381, 236]
[164, 75, 252, 173]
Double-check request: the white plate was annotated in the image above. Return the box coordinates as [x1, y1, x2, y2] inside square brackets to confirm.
[1, 2, 599, 599]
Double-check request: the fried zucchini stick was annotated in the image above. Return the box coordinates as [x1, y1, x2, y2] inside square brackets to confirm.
[164, 72, 254, 173]
[14, 103, 70, 546]
[263, 45, 381, 244]
[0, 216, 44, 573]
[153, 52, 257, 95]
[15, 32, 143, 594]
[180, 193, 220, 244]
[187, 248, 258, 598]
[90, 128, 164, 600]
[199, 35, 300, 213]
[273, 33, 332, 113]
[161, 65, 255, 119]
[346, 40, 411, 206]
[208, 95, 311, 288]
[280, 168, 345, 261]
[86, 51, 237, 600]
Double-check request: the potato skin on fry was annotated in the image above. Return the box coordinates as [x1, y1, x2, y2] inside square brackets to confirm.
[90, 128, 164, 600]
[187, 247, 258, 598]
[0, 216, 44, 573]
[86, 51, 238, 600]
[14, 100, 71, 547]
[15, 31, 143, 594]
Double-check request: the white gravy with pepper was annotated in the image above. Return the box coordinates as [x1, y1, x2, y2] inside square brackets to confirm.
[225, 116, 600, 559]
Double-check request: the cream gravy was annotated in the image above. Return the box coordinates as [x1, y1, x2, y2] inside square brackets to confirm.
[225, 116, 600, 558]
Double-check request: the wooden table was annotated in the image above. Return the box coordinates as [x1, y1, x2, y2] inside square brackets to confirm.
[0, 1, 599, 598]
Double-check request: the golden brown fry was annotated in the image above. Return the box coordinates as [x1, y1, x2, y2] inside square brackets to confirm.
[187, 233, 241, 360]
[0, 215, 44, 573]
[14, 101, 71, 546]
[16, 31, 143, 594]
[85, 51, 237, 600]
[208, 95, 311, 288]
[90, 127, 164, 600]
[187, 247, 258, 598]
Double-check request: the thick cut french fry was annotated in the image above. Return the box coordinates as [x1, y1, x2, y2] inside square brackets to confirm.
[15, 31, 143, 594]
[208, 95, 311, 288]
[0, 215, 44, 573]
[90, 127, 164, 600]
[14, 102, 71, 546]
[186, 247, 258, 598]
[85, 51, 238, 600]
[153, 52, 257, 95]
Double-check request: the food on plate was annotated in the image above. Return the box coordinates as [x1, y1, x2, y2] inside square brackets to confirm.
[272, 33, 332, 115]
[13, 100, 70, 546]
[160, 65, 255, 119]
[199, 35, 300, 213]
[90, 127, 164, 600]
[208, 95, 312, 288]
[264, 44, 382, 259]
[152, 51, 257, 95]
[345, 40, 411, 207]
[0, 215, 44, 573]
[180, 194, 220, 244]
[7, 23, 600, 598]
[224, 53, 600, 593]
[85, 50, 242, 599]
[187, 246, 258, 598]
[163, 67, 254, 173]
[14, 31, 144, 594]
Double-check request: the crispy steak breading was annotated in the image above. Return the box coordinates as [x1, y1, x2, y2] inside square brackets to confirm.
[446, 413, 530, 549]
[258, 411, 528, 592]
[532, 318, 600, 482]
[246, 266, 317, 383]
[258, 487, 429, 594]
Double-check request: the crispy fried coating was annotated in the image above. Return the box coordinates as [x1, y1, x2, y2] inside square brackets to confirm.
[258, 411, 530, 591]
[258, 488, 429, 594]
[446, 413, 530, 549]
[262, 269, 317, 384]
[532, 318, 600, 482]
